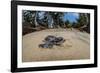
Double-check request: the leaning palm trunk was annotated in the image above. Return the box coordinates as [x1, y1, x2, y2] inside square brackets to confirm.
[85, 13, 90, 33]
[47, 12, 54, 28]
[34, 12, 39, 27]
[84, 14, 89, 26]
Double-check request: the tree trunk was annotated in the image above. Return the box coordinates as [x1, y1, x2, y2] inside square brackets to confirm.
[34, 12, 39, 27]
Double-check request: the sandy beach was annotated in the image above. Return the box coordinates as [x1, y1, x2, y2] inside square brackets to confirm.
[22, 29, 90, 62]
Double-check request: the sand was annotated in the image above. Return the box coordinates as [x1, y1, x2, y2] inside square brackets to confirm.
[22, 28, 90, 62]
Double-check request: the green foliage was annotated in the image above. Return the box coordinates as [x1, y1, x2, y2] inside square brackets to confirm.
[74, 13, 88, 28]
[49, 12, 64, 28]
[22, 10, 90, 31]
[23, 11, 34, 23]
[67, 24, 72, 28]
[65, 20, 72, 28]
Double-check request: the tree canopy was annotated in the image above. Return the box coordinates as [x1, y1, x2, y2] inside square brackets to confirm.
[22, 10, 90, 33]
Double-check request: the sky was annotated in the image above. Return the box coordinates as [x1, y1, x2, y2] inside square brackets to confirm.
[37, 11, 79, 23]
[63, 12, 79, 23]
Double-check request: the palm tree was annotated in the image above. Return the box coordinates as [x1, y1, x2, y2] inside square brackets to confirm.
[83, 13, 90, 33]
[22, 10, 39, 27]
[34, 11, 39, 27]
[75, 13, 90, 33]
[48, 12, 64, 28]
